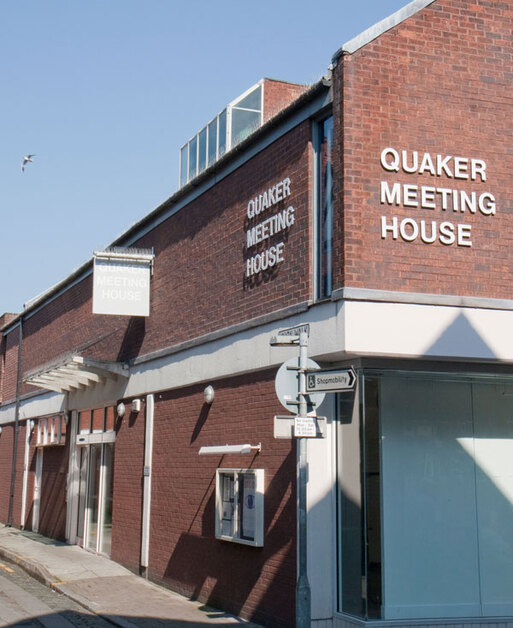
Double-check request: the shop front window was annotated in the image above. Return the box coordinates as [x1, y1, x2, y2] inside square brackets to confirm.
[337, 371, 513, 621]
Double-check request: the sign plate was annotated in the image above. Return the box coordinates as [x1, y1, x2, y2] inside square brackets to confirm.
[306, 368, 356, 392]
[294, 416, 317, 438]
[277, 323, 310, 338]
[274, 415, 326, 439]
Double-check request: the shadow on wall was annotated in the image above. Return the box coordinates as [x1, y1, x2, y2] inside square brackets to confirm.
[163, 450, 296, 628]
[426, 311, 496, 360]
[37, 449, 67, 541]
[117, 316, 146, 362]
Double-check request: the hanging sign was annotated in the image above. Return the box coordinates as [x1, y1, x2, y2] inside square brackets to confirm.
[92, 248, 154, 317]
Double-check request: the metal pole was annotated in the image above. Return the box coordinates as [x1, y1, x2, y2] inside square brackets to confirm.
[7, 318, 23, 527]
[296, 330, 311, 628]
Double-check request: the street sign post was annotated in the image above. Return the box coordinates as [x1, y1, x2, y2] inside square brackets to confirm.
[271, 325, 311, 628]
[306, 367, 356, 393]
[271, 324, 356, 628]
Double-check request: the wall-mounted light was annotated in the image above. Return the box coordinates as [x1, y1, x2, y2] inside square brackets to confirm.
[203, 385, 215, 405]
[117, 402, 126, 418]
[0, 426, 2, 435]
[199, 443, 262, 455]
[132, 398, 141, 413]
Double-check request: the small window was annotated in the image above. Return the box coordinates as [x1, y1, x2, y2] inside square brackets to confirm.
[218, 110, 227, 158]
[198, 127, 207, 174]
[179, 145, 188, 187]
[36, 415, 66, 447]
[207, 119, 217, 166]
[215, 468, 264, 547]
[234, 85, 261, 111]
[231, 109, 261, 147]
[188, 135, 198, 181]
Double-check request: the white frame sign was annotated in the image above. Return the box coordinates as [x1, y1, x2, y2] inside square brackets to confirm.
[92, 250, 153, 317]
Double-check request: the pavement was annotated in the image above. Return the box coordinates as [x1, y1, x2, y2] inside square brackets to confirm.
[0, 525, 260, 627]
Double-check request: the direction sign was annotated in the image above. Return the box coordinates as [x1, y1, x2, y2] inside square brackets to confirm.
[306, 367, 356, 393]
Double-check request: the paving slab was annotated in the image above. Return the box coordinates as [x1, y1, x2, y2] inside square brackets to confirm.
[0, 526, 259, 627]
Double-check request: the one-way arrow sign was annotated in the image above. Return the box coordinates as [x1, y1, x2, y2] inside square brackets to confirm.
[306, 367, 356, 392]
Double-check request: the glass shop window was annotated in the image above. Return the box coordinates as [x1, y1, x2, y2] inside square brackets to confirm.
[215, 468, 264, 547]
[337, 372, 513, 621]
[36, 415, 67, 447]
[315, 115, 333, 300]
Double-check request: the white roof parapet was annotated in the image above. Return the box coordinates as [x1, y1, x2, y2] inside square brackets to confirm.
[24, 355, 129, 393]
[334, 0, 437, 58]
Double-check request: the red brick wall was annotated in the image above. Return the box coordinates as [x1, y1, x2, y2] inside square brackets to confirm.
[147, 371, 296, 627]
[334, 0, 513, 298]
[0, 422, 25, 527]
[263, 79, 308, 122]
[3, 327, 20, 403]
[6, 122, 312, 395]
[111, 399, 145, 573]
[0, 424, 14, 522]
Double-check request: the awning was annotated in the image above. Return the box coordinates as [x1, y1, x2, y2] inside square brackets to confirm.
[24, 355, 128, 393]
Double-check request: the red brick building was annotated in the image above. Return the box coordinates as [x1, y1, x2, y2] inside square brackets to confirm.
[2, 1, 513, 626]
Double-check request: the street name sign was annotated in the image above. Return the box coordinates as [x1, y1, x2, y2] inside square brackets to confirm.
[278, 323, 310, 337]
[306, 367, 356, 393]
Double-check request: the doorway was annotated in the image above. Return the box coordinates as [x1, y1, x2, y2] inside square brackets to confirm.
[76, 442, 115, 556]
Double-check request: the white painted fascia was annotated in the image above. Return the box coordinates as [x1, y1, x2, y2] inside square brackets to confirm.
[335, 0, 438, 57]
[7, 295, 513, 425]
[0, 391, 66, 426]
[344, 300, 513, 362]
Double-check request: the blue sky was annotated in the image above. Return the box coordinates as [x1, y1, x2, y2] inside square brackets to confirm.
[0, 0, 408, 314]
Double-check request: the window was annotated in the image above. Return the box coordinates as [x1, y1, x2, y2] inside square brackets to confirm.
[178, 83, 263, 188]
[230, 85, 262, 148]
[36, 415, 67, 447]
[198, 127, 207, 174]
[315, 116, 334, 299]
[215, 468, 264, 547]
[207, 119, 217, 167]
[188, 135, 198, 182]
[337, 372, 513, 621]
[179, 145, 188, 188]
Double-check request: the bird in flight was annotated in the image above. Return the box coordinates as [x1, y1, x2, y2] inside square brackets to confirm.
[21, 154, 35, 172]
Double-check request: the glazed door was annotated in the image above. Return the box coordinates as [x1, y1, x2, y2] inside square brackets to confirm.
[77, 442, 115, 556]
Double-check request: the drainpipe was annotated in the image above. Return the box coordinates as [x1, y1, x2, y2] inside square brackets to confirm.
[7, 317, 23, 527]
[140, 393, 154, 576]
[20, 419, 33, 528]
